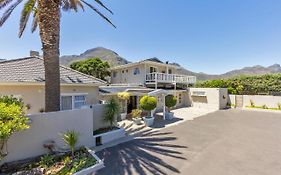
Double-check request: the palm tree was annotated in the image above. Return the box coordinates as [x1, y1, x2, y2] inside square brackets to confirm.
[0, 0, 115, 112]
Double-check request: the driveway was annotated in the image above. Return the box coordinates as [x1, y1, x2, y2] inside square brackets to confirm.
[94, 109, 281, 175]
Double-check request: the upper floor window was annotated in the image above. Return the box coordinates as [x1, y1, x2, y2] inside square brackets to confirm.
[134, 67, 140, 75]
[168, 69, 172, 74]
[150, 67, 157, 73]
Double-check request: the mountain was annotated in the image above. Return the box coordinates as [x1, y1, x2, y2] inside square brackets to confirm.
[60, 47, 281, 80]
[173, 63, 281, 80]
[0, 59, 5, 62]
[60, 47, 130, 67]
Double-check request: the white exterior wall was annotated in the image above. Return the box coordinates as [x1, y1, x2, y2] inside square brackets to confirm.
[243, 95, 281, 108]
[0, 85, 101, 114]
[111, 63, 176, 85]
[1, 105, 108, 164]
[228, 95, 281, 108]
[189, 88, 228, 110]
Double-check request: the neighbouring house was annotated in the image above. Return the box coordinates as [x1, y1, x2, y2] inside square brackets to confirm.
[0, 56, 106, 114]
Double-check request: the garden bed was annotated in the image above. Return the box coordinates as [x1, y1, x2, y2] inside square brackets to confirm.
[93, 126, 120, 136]
[0, 147, 104, 175]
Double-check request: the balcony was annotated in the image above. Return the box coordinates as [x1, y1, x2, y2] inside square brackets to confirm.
[146, 73, 196, 84]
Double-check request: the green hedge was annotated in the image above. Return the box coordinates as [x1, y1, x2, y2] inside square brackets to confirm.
[195, 74, 281, 95]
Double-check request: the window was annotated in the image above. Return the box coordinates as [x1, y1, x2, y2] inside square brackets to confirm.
[150, 67, 157, 73]
[168, 69, 172, 74]
[133, 67, 140, 75]
[61, 94, 87, 110]
[74, 95, 86, 109]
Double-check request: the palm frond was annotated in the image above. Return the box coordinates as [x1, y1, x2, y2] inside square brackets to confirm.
[80, 0, 116, 28]
[18, 0, 35, 37]
[31, 8, 38, 33]
[0, 0, 23, 27]
[0, 0, 13, 10]
[94, 0, 113, 14]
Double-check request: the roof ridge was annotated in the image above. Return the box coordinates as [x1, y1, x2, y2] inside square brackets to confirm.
[0, 56, 106, 84]
[59, 64, 106, 84]
[0, 56, 36, 64]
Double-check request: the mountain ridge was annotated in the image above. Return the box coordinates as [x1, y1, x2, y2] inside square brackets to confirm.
[60, 47, 281, 80]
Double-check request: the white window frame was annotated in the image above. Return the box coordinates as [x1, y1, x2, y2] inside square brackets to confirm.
[60, 93, 88, 110]
[149, 66, 158, 73]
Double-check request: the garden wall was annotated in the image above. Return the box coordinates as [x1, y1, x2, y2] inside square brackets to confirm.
[228, 95, 281, 108]
[1, 105, 107, 164]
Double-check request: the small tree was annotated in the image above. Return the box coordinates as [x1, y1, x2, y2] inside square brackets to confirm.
[0, 96, 29, 160]
[278, 103, 281, 110]
[117, 92, 131, 113]
[62, 130, 79, 157]
[104, 98, 120, 128]
[139, 96, 157, 118]
[165, 95, 177, 112]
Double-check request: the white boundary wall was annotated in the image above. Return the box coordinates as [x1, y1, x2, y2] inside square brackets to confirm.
[228, 95, 281, 108]
[2, 105, 107, 164]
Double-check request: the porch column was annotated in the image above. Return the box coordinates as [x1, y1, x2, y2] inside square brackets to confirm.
[163, 94, 166, 120]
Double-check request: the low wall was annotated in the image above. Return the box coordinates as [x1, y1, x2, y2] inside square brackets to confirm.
[228, 95, 281, 108]
[1, 105, 107, 164]
[243, 95, 281, 108]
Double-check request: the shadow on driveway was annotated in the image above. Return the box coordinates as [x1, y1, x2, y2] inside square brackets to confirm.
[95, 129, 187, 175]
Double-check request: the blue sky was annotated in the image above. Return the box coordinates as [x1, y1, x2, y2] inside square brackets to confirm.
[0, 0, 281, 74]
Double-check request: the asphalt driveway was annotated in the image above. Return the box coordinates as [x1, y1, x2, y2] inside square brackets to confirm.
[94, 109, 281, 175]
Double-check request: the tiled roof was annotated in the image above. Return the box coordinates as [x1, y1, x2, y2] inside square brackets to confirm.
[0, 57, 106, 85]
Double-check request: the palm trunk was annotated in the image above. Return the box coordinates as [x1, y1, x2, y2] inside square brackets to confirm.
[38, 0, 61, 112]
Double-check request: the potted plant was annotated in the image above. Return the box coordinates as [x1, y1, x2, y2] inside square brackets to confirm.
[139, 96, 157, 127]
[165, 95, 177, 120]
[117, 92, 131, 120]
[131, 109, 142, 125]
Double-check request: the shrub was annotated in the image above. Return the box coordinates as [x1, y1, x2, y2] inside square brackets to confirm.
[131, 109, 142, 119]
[117, 92, 131, 101]
[62, 130, 79, 157]
[104, 98, 120, 128]
[262, 105, 268, 109]
[39, 154, 55, 168]
[250, 100, 255, 107]
[0, 96, 29, 159]
[165, 95, 177, 112]
[117, 92, 131, 113]
[139, 96, 157, 111]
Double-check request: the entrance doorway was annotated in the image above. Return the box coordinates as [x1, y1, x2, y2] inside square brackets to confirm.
[127, 96, 137, 114]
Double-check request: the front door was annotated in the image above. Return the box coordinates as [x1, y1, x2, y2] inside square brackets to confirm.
[127, 96, 137, 114]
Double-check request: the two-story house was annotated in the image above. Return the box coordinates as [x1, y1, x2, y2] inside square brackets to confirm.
[101, 58, 196, 113]
[110, 58, 196, 89]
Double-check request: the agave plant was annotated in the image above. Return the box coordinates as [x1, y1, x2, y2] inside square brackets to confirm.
[62, 130, 79, 157]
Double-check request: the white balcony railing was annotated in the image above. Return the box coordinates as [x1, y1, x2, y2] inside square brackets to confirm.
[146, 73, 196, 84]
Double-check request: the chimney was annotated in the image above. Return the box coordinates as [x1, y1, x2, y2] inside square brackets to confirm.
[30, 50, 40, 57]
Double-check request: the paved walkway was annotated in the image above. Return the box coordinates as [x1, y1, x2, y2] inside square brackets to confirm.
[94, 109, 281, 175]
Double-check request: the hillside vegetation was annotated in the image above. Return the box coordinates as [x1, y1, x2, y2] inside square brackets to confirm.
[195, 74, 281, 95]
